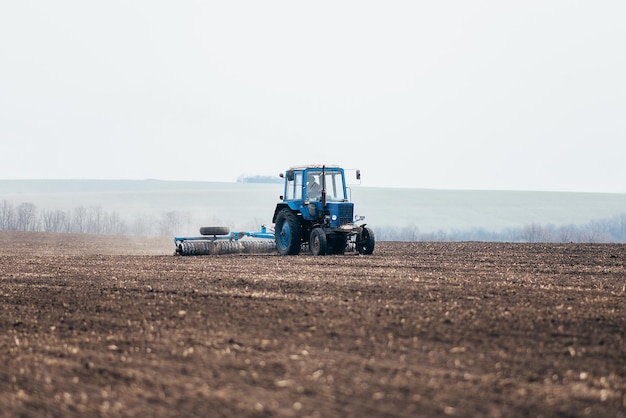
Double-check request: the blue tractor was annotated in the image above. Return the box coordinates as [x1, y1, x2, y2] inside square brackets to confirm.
[272, 165, 375, 256]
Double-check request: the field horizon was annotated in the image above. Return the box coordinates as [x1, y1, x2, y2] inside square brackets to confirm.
[1, 179, 626, 238]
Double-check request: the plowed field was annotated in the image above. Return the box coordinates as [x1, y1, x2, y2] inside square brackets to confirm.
[1, 232, 624, 417]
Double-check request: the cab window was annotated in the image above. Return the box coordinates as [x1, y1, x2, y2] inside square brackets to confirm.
[285, 171, 303, 200]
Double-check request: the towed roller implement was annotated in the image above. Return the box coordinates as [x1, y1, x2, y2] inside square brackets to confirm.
[174, 226, 276, 256]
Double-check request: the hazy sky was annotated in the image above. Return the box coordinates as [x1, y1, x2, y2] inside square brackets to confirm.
[1, 1, 625, 192]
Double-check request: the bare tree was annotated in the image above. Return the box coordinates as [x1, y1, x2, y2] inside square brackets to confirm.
[102, 211, 126, 235]
[85, 206, 103, 234]
[610, 213, 626, 241]
[72, 206, 88, 233]
[555, 224, 579, 243]
[372, 225, 390, 241]
[42, 209, 71, 232]
[0, 200, 16, 230]
[520, 223, 548, 243]
[130, 213, 157, 236]
[399, 224, 420, 241]
[580, 221, 613, 243]
[16, 202, 38, 231]
[159, 211, 184, 237]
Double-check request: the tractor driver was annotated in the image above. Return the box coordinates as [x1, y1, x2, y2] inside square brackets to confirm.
[306, 173, 322, 201]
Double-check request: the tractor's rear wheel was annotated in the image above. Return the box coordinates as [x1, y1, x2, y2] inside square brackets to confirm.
[356, 226, 375, 255]
[200, 226, 230, 236]
[309, 228, 328, 256]
[275, 209, 302, 255]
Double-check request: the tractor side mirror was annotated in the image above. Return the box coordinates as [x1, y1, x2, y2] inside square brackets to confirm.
[279, 173, 284, 178]
[356, 170, 361, 180]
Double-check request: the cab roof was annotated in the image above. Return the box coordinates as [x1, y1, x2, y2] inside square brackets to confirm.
[287, 165, 342, 171]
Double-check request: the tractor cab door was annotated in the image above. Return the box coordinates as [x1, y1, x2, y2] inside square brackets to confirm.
[322, 170, 347, 202]
[284, 170, 303, 201]
[305, 170, 323, 202]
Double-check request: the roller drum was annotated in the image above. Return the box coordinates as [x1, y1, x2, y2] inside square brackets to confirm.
[241, 240, 277, 254]
[176, 239, 276, 256]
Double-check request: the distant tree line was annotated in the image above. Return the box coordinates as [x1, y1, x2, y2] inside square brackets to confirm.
[0, 200, 195, 237]
[375, 213, 626, 243]
[2, 199, 626, 243]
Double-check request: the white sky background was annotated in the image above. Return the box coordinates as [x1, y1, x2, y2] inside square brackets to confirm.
[1, 1, 625, 192]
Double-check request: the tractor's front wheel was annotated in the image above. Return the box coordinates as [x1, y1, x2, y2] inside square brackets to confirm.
[309, 228, 328, 256]
[356, 226, 375, 255]
[275, 209, 302, 255]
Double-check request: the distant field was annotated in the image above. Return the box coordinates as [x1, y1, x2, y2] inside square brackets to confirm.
[1, 179, 626, 236]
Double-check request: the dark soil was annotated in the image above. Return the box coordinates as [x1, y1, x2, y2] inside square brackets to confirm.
[1, 231, 624, 417]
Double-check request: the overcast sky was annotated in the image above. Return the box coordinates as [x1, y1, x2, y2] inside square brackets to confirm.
[1, 1, 625, 192]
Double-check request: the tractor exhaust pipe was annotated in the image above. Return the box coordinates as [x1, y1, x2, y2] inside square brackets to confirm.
[321, 165, 327, 208]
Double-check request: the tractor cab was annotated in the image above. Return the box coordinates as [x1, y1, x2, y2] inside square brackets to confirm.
[282, 166, 347, 203]
[280, 166, 349, 225]
[272, 165, 374, 256]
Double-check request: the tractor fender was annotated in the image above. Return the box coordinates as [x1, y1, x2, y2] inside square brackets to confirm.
[272, 203, 292, 223]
